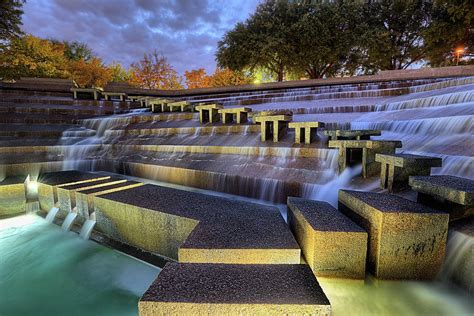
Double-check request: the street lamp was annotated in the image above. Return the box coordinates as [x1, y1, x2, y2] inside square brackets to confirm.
[455, 48, 464, 66]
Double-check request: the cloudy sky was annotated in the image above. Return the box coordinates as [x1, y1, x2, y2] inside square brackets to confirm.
[22, 0, 260, 75]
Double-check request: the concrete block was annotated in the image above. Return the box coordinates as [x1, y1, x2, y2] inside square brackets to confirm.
[287, 197, 367, 279]
[338, 190, 449, 280]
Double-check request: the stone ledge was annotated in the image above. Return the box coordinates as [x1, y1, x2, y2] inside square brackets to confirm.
[139, 263, 331, 315]
[409, 175, 474, 205]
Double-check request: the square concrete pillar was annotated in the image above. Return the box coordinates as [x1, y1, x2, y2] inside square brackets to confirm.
[339, 190, 449, 280]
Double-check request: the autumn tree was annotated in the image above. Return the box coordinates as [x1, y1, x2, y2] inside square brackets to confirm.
[109, 62, 130, 82]
[0, 35, 69, 79]
[129, 51, 183, 89]
[184, 68, 210, 89]
[0, 0, 25, 45]
[208, 68, 253, 87]
[67, 57, 112, 88]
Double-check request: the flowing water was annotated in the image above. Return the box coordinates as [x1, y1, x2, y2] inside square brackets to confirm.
[61, 212, 77, 231]
[0, 215, 161, 316]
[79, 219, 96, 240]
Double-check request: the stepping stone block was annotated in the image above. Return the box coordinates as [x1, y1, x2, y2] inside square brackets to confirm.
[376, 153, 442, 192]
[0, 175, 28, 217]
[328, 140, 402, 177]
[139, 263, 331, 316]
[338, 190, 449, 280]
[288, 121, 325, 144]
[71, 87, 102, 100]
[409, 175, 474, 221]
[168, 101, 191, 112]
[324, 129, 381, 141]
[57, 177, 127, 213]
[195, 103, 223, 124]
[37, 171, 110, 212]
[149, 98, 174, 113]
[287, 197, 367, 279]
[254, 115, 292, 142]
[218, 107, 252, 124]
[102, 92, 127, 101]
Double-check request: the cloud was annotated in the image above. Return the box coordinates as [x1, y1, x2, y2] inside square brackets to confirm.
[21, 0, 260, 75]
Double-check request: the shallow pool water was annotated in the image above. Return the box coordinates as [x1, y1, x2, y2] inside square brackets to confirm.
[0, 215, 161, 316]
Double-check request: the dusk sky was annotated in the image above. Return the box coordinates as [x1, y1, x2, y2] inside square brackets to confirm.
[22, 0, 261, 75]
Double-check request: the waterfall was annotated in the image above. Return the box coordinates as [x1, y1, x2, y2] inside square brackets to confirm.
[439, 230, 473, 293]
[79, 219, 96, 240]
[61, 213, 77, 231]
[45, 207, 60, 223]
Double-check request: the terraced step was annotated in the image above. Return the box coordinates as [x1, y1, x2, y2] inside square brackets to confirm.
[139, 263, 331, 315]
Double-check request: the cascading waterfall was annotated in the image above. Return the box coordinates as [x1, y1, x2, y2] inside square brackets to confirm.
[61, 212, 77, 231]
[79, 219, 96, 240]
[45, 207, 59, 223]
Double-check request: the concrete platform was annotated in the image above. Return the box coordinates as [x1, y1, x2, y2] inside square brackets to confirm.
[168, 101, 191, 112]
[324, 129, 381, 141]
[254, 115, 293, 142]
[338, 190, 449, 280]
[37, 171, 110, 212]
[288, 121, 325, 144]
[218, 107, 251, 124]
[287, 197, 367, 279]
[94, 184, 300, 263]
[0, 175, 28, 217]
[195, 103, 223, 124]
[409, 175, 474, 221]
[376, 153, 442, 192]
[328, 140, 402, 177]
[139, 263, 331, 315]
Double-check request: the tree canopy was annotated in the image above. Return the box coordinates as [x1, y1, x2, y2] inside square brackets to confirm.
[217, 0, 473, 80]
[129, 51, 183, 89]
[0, 0, 25, 44]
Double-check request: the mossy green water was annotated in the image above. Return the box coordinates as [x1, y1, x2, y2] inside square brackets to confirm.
[0, 215, 160, 316]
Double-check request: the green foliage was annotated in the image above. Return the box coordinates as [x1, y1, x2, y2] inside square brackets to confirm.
[0, 0, 25, 44]
[63, 41, 94, 61]
[424, 0, 474, 66]
[359, 0, 433, 71]
[109, 62, 130, 82]
[0, 35, 69, 79]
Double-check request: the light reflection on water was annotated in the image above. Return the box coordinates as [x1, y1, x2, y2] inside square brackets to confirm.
[0, 214, 160, 316]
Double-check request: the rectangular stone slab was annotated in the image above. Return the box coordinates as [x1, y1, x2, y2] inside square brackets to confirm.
[324, 129, 381, 140]
[37, 171, 111, 212]
[139, 263, 331, 315]
[338, 190, 449, 280]
[409, 175, 474, 220]
[287, 197, 367, 279]
[95, 184, 300, 263]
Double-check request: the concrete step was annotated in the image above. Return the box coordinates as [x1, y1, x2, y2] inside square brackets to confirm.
[139, 263, 331, 315]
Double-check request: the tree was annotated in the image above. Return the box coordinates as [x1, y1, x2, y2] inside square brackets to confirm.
[291, 1, 363, 79]
[217, 0, 299, 81]
[0, 0, 25, 44]
[0, 35, 69, 79]
[109, 62, 130, 82]
[63, 41, 94, 61]
[360, 0, 433, 71]
[184, 68, 210, 89]
[129, 51, 183, 89]
[424, 0, 474, 66]
[68, 57, 112, 88]
[208, 68, 253, 87]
